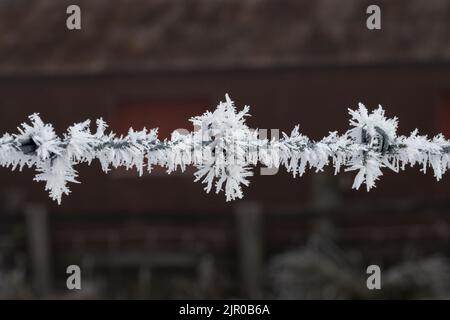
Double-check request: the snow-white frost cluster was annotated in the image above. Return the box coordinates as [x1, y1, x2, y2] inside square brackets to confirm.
[1, 94, 449, 204]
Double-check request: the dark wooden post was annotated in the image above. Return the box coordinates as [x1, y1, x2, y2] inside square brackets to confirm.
[25, 204, 52, 295]
[235, 202, 263, 299]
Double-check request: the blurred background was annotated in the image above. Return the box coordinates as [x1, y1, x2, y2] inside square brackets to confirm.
[0, 0, 450, 299]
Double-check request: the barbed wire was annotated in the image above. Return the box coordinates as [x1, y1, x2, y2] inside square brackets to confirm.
[1, 94, 449, 204]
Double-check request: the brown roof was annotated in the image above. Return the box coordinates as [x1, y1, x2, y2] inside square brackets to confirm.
[0, 0, 449, 76]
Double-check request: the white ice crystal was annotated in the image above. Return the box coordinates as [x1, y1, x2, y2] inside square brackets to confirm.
[191, 94, 254, 201]
[34, 156, 79, 205]
[346, 103, 399, 191]
[348, 103, 398, 144]
[16, 113, 62, 161]
[65, 120, 97, 163]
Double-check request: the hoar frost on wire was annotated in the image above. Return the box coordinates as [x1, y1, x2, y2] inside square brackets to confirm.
[191, 94, 255, 201]
[1, 95, 450, 204]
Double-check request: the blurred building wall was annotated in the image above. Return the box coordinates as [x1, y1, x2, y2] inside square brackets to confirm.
[1, 66, 450, 213]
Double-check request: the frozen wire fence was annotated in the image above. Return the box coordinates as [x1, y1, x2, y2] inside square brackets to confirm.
[1, 94, 450, 204]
